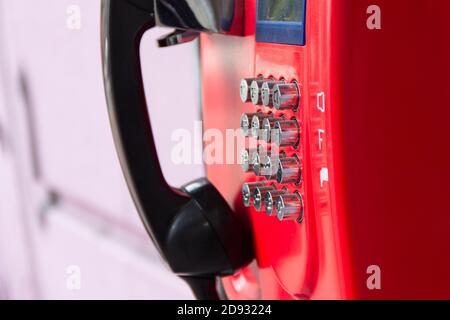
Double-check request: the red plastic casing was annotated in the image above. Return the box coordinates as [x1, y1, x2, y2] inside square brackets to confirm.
[201, 0, 450, 299]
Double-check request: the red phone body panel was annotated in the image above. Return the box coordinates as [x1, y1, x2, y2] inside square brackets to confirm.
[201, 0, 450, 299]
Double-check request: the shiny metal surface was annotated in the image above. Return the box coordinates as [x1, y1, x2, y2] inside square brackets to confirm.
[251, 113, 273, 138]
[157, 29, 200, 47]
[259, 154, 283, 180]
[277, 156, 302, 184]
[240, 78, 253, 103]
[261, 116, 283, 142]
[250, 79, 265, 105]
[273, 82, 300, 110]
[273, 119, 300, 147]
[155, 0, 244, 35]
[261, 80, 284, 107]
[240, 111, 263, 136]
[264, 188, 288, 216]
[253, 184, 276, 212]
[251, 152, 262, 176]
[240, 148, 257, 172]
[275, 192, 304, 222]
[242, 182, 266, 208]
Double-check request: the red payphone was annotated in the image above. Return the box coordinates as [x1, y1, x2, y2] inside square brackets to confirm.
[102, 0, 450, 299]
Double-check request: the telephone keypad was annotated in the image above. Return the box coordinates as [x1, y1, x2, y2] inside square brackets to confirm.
[239, 76, 303, 223]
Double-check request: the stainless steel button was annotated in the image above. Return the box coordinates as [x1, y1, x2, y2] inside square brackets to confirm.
[253, 184, 276, 212]
[240, 111, 263, 136]
[252, 152, 262, 176]
[264, 188, 288, 216]
[261, 116, 286, 142]
[250, 79, 266, 106]
[242, 182, 266, 207]
[273, 82, 300, 110]
[277, 156, 302, 184]
[251, 113, 273, 138]
[275, 192, 304, 222]
[240, 78, 253, 103]
[272, 119, 300, 147]
[259, 153, 284, 180]
[240, 148, 258, 172]
[261, 80, 285, 107]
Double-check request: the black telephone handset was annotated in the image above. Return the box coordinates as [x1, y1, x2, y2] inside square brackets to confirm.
[100, 0, 252, 299]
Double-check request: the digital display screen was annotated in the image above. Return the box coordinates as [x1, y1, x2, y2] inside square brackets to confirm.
[256, 0, 307, 46]
[258, 0, 304, 22]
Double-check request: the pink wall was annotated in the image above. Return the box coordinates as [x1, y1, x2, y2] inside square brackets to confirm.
[0, 0, 204, 299]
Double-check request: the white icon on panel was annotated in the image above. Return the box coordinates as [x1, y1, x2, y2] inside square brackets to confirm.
[317, 92, 326, 113]
[318, 129, 325, 150]
[320, 167, 329, 188]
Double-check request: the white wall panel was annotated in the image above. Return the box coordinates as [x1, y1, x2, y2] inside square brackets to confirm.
[35, 206, 193, 299]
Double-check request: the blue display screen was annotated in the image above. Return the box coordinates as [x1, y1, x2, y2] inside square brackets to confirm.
[256, 0, 306, 46]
